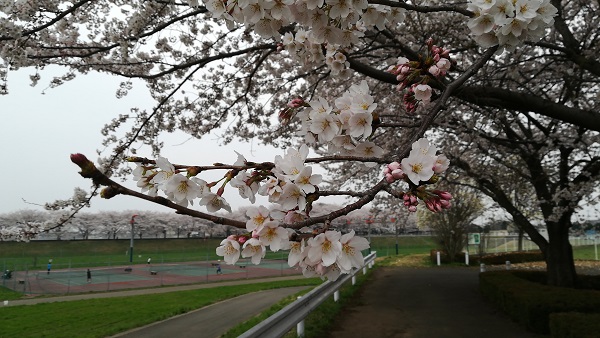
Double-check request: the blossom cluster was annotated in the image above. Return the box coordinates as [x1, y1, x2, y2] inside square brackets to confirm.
[199, 0, 405, 73]
[290, 81, 384, 161]
[467, 0, 558, 51]
[132, 144, 324, 214]
[217, 205, 370, 281]
[387, 39, 452, 114]
[383, 138, 451, 212]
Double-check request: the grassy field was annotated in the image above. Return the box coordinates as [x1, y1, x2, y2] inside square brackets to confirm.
[2, 236, 597, 272]
[0, 278, 322, 338]
[0, 236, 438, 271]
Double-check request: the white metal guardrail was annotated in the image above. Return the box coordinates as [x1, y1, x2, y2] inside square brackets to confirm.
[239, 251, 377, 338]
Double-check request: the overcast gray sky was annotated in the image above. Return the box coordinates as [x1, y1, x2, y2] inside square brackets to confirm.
[0, 67, 286, 214]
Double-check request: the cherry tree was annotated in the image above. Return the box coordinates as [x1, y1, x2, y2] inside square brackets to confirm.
[2, 0, 599, 285]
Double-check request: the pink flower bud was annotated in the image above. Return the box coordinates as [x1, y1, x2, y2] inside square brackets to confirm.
[428, 65, 441, 77]
[434, 190, 453, 200]
[391, 169, 405, 179]
[410, 195, 417, 205]
[408, 206, 417, 212]
[388, 161, 401, 170]
[386, 174, 395, 183]
[288, 98, 305, 108]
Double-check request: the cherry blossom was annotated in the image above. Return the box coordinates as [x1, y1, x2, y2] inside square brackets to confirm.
[307, 230, 343, 267]
[216, 237, 241, 265]
[241, 238, 266, 265]
[337, 230, 370, 271]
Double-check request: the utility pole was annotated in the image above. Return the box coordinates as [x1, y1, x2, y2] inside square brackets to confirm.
[129, 214, 138, 263]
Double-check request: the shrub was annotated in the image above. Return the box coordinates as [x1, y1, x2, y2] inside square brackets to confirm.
[549, 312, 600, 338]
[479, 270, 600, 334]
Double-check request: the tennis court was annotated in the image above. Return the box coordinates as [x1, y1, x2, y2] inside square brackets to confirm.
[3, 259, 301, 295]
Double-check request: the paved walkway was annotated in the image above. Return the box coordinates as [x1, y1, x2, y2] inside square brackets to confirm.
[328, 267, 543, 338]
[111, 286, 309, 338]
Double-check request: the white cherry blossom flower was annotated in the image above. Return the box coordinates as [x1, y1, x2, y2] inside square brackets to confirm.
[413, 84, 432, 102]
[216, 237, 241, 264]
[348, 111, 373, 139]
[200, 193, 232, 213]
[258, 220, 289, 251]
[294, 166, 322, 194]
[337, 230, 370, 270]
[354, 141, 383, 158]
[279, 182, 306, 210]
[307, 231, 342, 267]
[165, 173, 201, 205]
[433, 154, 450, 174]
[288, 239, 306, 267]
[401, 151, 436, 185]
[246, 205, 270, 232]
[242, 238, 266, 265]
[323, 263, 344, 281]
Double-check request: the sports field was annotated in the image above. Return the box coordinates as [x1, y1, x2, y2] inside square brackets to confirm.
[4, 259, 299, 295]
[0, 236, 437, 295]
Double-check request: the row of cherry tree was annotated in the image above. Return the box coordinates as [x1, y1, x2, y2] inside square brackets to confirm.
[0, 204, 381, 240]
[2, 1, 599, 286]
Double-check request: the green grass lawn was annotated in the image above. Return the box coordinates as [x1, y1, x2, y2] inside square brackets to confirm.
[573, 245, 600, 260]
[0, 236, 438, 272]
[0, 278, 322, 338]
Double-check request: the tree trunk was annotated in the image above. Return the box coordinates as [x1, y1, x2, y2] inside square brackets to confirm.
[518, 228, 524, 251]
[545, 222, 577, 287]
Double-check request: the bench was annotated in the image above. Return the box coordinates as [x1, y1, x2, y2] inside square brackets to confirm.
[124, 267, 133, 272]
[150, 271, 158, 275]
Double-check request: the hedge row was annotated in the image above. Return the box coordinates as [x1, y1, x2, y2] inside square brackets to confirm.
[479, 270, 600, 335]
[549, 312, 600, 338]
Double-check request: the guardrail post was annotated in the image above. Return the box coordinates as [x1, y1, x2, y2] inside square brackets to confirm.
[352, 276, 356, 285]
[480, 263, 485, 272]
[505, 261, 511, 270]
[297, 320, 305, 338]
[362, 267, 367, 275]
[465, 251, 469, 266]
[436, 251, 441, 266]
[334, 290, 340, 302]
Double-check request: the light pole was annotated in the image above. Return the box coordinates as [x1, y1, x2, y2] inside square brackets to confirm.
[392, 217, 398, 255]
[129, 214, 138, 263]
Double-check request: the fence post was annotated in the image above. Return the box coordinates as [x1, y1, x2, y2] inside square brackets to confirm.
[436, 251, 441, 266]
